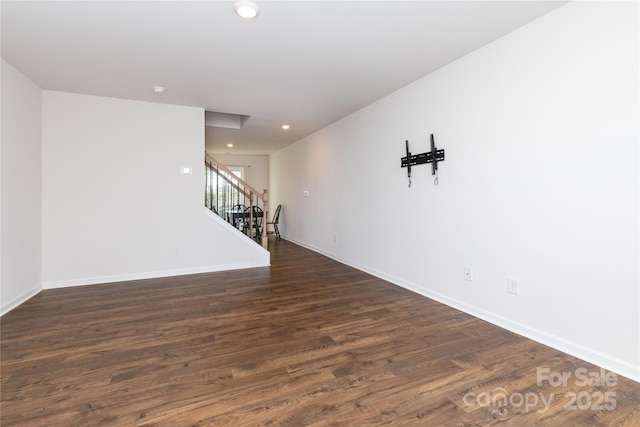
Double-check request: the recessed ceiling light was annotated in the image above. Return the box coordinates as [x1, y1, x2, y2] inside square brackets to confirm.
[226, 143, 234, 148]
[152, 86, 165, 94]
[281, 124, 290, 130]
[234, 0, 260, 19]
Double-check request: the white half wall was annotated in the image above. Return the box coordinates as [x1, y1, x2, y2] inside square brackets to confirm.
[42, 91, 268, 288]
[1, 59, 43, 315]
[270, 2, 639, 381]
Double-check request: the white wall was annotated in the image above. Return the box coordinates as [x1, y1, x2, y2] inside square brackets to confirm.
[1, 59, 43, 314]
[42, 91, 268, 288]
[270, 2, 639, 381]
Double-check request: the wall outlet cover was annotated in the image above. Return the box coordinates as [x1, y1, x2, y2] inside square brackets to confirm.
[464, 265, 473, 282]
[508, 277, 520, 295]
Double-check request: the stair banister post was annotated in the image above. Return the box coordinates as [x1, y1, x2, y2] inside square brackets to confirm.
[261, 189, 268, 249]
[249, 192, 254, 239]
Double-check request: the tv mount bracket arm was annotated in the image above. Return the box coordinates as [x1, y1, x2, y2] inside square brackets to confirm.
[400, 134, 445, 187]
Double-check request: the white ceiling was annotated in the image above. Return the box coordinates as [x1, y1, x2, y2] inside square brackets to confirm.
[1, 1, 567, 155]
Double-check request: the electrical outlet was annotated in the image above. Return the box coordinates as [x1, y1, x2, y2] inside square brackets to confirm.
[333, 234, 338, 243]
[508, 277, 520, 295]
[464, 266, 473, 282]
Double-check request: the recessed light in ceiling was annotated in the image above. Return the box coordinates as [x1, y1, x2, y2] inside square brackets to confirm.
[152, 86, 166, 94]
[234, 0, 260, 19]
[281, 124, 290, 130]
[227, 143, 234, 148]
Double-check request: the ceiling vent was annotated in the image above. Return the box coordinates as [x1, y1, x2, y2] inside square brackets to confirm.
[205, 111, 250, 129]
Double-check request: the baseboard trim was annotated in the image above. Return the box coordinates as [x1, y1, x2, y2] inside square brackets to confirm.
[397, 279, 640, 383]
[41, 210, 271, 290]
[1, 285, 42, 316]
[42, 261, 268, 290]
[285, 237, 640, 383]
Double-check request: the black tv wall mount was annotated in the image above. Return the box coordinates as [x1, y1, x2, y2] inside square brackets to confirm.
[400, 134, 445, 187]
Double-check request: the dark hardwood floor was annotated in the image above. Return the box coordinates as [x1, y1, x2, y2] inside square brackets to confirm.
[2, 239, 639, 426]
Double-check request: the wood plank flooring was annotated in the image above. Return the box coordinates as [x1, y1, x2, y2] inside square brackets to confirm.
[2, 239, 639, 426]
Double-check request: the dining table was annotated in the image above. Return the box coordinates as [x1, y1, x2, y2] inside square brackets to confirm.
[227, 209, 263, 239]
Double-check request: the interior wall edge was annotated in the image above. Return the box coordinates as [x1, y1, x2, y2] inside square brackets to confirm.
[0, 285, 41, 317]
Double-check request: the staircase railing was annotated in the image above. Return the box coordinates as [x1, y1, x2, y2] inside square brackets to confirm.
[205, 154, 268, 248]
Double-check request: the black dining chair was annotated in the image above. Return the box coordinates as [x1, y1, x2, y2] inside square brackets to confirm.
[242, 206, 263, 241]
[266, 204, 282, 241]
[229, 204, 247, 229]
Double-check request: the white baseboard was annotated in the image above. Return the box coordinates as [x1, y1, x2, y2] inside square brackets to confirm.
[397, 279, 640, 383]
[285, 237, 640, 383]
[1, 285, 42, 316]
[42, 261, 268, 290]
[41, 210, 271, 290]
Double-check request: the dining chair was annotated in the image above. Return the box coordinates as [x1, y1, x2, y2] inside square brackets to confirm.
[229, 204, 247, 229]
[243, 206, 263, 242]
[266, 204, 282, 240]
